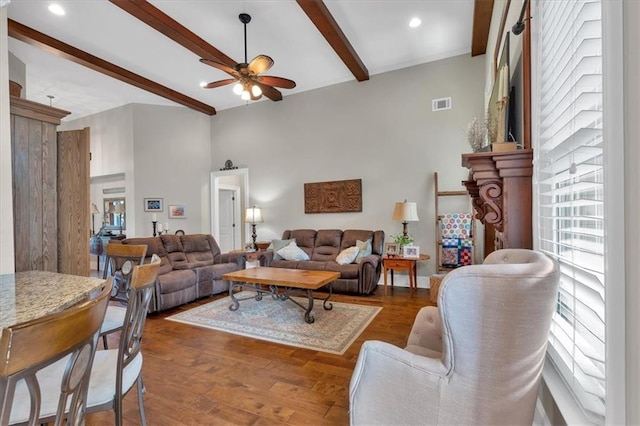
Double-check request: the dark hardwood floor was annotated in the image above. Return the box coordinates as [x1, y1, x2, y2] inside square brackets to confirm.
[87, 282, 435, 425]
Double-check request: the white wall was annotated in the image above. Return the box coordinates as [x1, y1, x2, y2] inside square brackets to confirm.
[211, 54, 486, 280]
[131, 104, 211, 236]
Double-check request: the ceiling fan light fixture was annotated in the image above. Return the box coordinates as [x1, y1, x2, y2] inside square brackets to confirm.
[233, 82, 243, 95]
[241, 90, 251, 101]
[251, 84, 262, 97]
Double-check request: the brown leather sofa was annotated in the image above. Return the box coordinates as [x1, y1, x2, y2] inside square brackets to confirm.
[263, 229, 385, 295]
[119, 234, 244, 312]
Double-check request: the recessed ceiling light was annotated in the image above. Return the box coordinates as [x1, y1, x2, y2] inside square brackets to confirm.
[48, 4, 65, 16]
[409, 17, 421, 28]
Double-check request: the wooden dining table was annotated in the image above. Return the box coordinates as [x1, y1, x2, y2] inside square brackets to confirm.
[0, 270, 105, 332]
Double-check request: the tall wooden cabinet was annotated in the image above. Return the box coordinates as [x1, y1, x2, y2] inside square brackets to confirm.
[10, 96, 90, 276]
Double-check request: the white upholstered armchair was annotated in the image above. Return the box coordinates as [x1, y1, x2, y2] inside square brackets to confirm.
[349, 249, 560, 425]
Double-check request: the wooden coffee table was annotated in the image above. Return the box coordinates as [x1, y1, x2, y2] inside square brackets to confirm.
[222, 267, 340, 323]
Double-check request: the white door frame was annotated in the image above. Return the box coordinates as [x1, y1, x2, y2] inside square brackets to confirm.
[210, 168, 249, 247]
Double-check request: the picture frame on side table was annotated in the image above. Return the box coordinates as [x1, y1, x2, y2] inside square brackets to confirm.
[404, 245, 420, 258]
[384, 242, 399, 257]
[168, 204, 187, 218]
[144, 198, 163, 212]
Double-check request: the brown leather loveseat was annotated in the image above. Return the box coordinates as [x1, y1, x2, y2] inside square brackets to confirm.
[263, 229, 385, 295]
[119, 233, 244, 312]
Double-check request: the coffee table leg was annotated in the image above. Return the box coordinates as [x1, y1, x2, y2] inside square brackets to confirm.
[229, 282, 240, 311]
[322, 283, 333, 311]
[304, 289, 315, 324]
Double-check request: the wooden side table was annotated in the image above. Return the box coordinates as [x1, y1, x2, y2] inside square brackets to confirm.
[382, 254, 430, 296]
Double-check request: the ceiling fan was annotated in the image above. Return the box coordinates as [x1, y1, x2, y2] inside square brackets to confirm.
[200, 13, 296, 101]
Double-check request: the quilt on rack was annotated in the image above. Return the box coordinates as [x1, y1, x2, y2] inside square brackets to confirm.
[440, 213, 474, 267]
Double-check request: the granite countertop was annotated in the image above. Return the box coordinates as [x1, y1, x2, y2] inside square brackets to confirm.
[0, 270, 105, 331]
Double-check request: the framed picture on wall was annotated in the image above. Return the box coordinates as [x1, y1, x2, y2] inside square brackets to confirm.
[169, 204, 187, 219]
[144, 198, 163, 212]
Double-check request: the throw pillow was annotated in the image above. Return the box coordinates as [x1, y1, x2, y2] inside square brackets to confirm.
[277, 241, 310, 261]
[336, 246, 360, 265]
[269, 239, 295, 261]
[354, 239, 372, 263]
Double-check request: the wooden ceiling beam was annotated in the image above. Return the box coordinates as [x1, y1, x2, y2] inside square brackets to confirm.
[109, 0, 235, 67]
[296, 0, 369, 82]
[109, 0, 284, 102]
[8, 19, 216, 116]
[471, 0, 494, 56]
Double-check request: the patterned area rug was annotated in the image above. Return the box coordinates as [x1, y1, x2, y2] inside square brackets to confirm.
[166, 292, 382, 355]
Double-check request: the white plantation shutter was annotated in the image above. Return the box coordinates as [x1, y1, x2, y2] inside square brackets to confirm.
[533, 0, 605, 421]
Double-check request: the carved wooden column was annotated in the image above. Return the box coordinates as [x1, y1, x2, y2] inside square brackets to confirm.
[462, 150, 533, 251]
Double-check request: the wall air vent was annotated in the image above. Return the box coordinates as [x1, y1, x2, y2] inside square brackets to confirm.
[432, 97, 452, 111]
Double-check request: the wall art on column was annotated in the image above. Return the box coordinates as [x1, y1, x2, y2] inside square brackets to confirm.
[304, 179, 362, 213]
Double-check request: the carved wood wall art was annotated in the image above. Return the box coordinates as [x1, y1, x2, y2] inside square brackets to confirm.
[304, 179, 362, 214]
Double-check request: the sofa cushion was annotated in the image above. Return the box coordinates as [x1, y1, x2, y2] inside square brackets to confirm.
[270, 259, 300, 269]
[122, 237, 166, 257]
[311, 230, 342, 261]
[326, 261, 360, 279]
[181, 234, 215, 267]
[160, 234, 189, 270]
[156, 269, 196, 294]
[336, 246, 359, 265]
[341, 230, 374, 251]
[195, 263, 240, 282]
[354, 239, 373, 263]
[277, 241, 310, 261]
[160, 234, 183, 252]
[181, 234, 211, 253]
[122, 237, 172, 274]
[296, 261, 328, 271]
[282, 230, 316, 250]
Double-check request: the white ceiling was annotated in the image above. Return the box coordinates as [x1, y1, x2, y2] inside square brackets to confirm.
[7, 0, 476, 121]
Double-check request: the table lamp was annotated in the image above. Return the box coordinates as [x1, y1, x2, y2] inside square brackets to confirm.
[90, 203, 101, 235]
[392, 199, 419, 237]
[244, 206, 263, 250]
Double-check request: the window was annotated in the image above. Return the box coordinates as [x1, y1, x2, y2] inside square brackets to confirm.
[533, 0, 605, 421]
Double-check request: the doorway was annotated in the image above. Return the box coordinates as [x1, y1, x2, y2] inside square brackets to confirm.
[210, 168, 249, 251]
[218, 185, 241, 253]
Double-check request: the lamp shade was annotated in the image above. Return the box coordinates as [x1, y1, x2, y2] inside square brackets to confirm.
[392, 201, 419, 222]
[90, 203, 100, 215]
[244, 206, 263, 224]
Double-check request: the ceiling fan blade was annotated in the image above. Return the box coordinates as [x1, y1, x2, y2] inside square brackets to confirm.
[259, 76, 296, 89]
[248, 55, 274, 75]
[203, 78, 237, 89]
[199, 58, 239, 78]
[254, 82, 283, 101]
